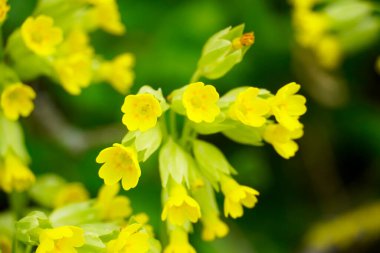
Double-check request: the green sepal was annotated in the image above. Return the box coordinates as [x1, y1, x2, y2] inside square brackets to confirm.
[190, 113, 234, 135]
[16, 211, 52, 245]
[222, 124, 264, 146]
[79, 223, 119, 243]
[50, 201, 98, 227]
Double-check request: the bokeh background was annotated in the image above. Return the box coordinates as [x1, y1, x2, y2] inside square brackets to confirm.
[2, 0, 380, 252]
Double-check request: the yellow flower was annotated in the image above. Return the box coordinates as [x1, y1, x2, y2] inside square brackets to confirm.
[121, 94, 162, 132]
[263, 123, 303, 159]
[88, 0, 125, 35]
[221, 177, 259, 219]
[94, 184, 132, 221]
[315, 36, 342, 70]
[0, 0, 10, 23]
[229, 87, 270, 127]
[0, 234, 11, 253]
[1, 83, 36, 121]
[161, 184, 201, 226]
[269, 82, 306, 131]
[134, 213, 154, 236]
[97, 143, 141, 191]
[100, 53, 135, 94]
[21, 15, 63, 56]
[106, 223, 150, 253]
[293, 10, 328, 48]
[182, 82, 220, 123]
[164, 227, 196, 253]
[54, 183, 89, 208]
[36, 226, 84, 253]
[0, 151, 35, 193]
[201, 215, 229, 241]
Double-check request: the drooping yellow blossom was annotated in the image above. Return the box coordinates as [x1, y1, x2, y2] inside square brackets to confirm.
[263, 123, 303, 159]
[201, 214, 229, 241]
[182, 82, 220, 123]
[229, 87, 270, 127]
[0, 151, 35, 193]
[100, 53, 135, 94]
[315, 36, 342, 70]
[0, 234, 11, 253]
[88, 0, 125, 35]
[53, 183, 89, 208]
[221, 176, 259, 219]
[36, 226, 85, 253]
[97, 143, 141, 191]
[0, 83, 36, 121]
[161, 184, 201, 226]
[121, 94, 162, 132]
[106, 223, 150, 253]
[232, 32, 255, 50]
[164, 227, 196, 253]
[21, 15, 63, 56]
[269, 82, 306, 131]
[0, 0, 10, 23]
[94, 184, 132, 221]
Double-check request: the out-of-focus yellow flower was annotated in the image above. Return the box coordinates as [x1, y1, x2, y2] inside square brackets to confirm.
[229, 87, 270, 127]
[315, 36, 342, 70]
[106, 223, 150, 253]
[0, 234, 11, 253]
[201, 215, 229, 241]
[53, 183, 89, 208]
[97, 143, 141, 191]
[100, 53, 135, 94]
[88, 0, 125, 35]
[164, 227, 196, 253]
[269, 82, 306, 131]
[36, 226, 84, 253]
[263, 123, 303, 159]
[161, 184, 201, 226]
[122, 94, 162, 132]
[21, 15, 63, 56]
[0, 0, 10, 23]
[0, 83, 36, 121]
[182, 82, 220, 123]
[221, 176, 259, 219]
[0, 151, 35, 193]
[291, 0, 317, 10]
[95, 184, 132, 221]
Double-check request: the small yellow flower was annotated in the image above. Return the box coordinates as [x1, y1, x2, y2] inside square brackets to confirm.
[36, 226, 84, 253]
[94, 184, 132, 221]
[21, 15, 63, 56]
[54, 183, 89, 208]
[229, 87, 270, 127]
[100, 53, 135, 94]
[88, 0, 125, 35]
[97, 143, 141, 191]
[201, 215, 229, 241]
[161, 184, 201, 226]
[121, 94, 162, 132]
[106, 223, 150, 253]
[182, 82, 220, 123]
[269, 82, 306, 131]
[0, 234, 12, 253]
[315, 36, 342, 70]
[164, 227, 196, 253]
[293, 10, 328, 48]
[0, 0, 10, 23]
[263, 123, 303, 159]
[221, 177, 259, 219]
[0, 151, 35, 193]
[1, 83, 36, 121]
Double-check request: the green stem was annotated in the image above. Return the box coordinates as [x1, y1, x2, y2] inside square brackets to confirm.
[189, 70, 201, 83]
[169, 110, 177, 140]
[25, 245, 33, 253]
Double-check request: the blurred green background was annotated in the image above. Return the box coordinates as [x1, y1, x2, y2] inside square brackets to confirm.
[2, 0, 380, 252]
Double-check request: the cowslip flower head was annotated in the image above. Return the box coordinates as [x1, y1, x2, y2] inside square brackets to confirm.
[269, 82, 306, 131]
[182, 82, 220, 123]
[106, 223, 150, 253]
[221, 176, 259, 219]
[161, 183, 201, 226]
[164, 227, 196, 253]
[0, 0, 10, 23]
[229, 87, 270, 127]
[1, 83, 36, 121]
[122, 93, 162, 132]
[263, 123, 303, 159]
[53, 183, 89, 208]
[97, 143, 141, 191]
[100, 53, 135, 94]
[0, 151, 35, 193]
[201, 215, 229, 241]
[36, 226, 84, 253]
[21, 15, 63, 56]
[94, 184, 132, 221]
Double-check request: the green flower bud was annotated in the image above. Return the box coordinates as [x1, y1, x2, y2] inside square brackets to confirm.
[16, 211, 51, 245]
